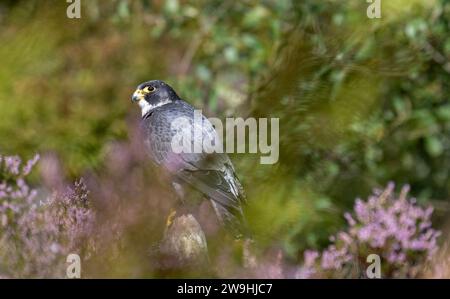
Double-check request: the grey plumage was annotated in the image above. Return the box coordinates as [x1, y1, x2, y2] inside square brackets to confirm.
[132, 80, 248, 237]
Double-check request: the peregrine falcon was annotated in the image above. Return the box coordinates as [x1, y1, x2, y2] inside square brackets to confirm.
[131, 80, 248, 237]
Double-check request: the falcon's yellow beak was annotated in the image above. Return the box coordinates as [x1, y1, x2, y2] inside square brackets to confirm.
[131, 88, 147, 103]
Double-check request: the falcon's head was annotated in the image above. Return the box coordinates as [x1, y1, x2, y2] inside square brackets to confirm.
[131, 80, 179, 116]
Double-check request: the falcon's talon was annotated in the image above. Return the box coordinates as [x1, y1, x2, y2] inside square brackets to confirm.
[166, 209, 177, 227]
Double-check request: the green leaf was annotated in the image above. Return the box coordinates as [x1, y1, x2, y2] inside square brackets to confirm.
[425, 136, 443, 157]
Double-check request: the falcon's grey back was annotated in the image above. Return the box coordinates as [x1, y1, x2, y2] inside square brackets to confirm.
[139, 96, 248, 237]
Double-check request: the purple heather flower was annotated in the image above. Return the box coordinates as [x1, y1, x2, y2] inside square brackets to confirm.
[304, 250, 319, 266]
[299, 183, 441, 278]
[344, 212, 356, 226]
[23, 154, 40, 176]
[0, 154, 95, 278]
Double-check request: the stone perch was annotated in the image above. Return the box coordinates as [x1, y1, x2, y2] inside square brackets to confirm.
[157, 214, 209, 271]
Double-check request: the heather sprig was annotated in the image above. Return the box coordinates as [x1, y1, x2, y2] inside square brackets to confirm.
[297, 183, 441, 278]
[0, 154, 95, 278]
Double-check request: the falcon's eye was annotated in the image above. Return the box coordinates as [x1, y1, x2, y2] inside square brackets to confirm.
[143, 86, 156, 93]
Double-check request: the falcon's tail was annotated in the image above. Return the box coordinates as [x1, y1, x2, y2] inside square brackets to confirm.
[210, 199, 251, 239]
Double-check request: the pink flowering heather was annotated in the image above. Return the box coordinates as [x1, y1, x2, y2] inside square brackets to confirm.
[0, 154, 95, 278]
[297, 183, 441, 278]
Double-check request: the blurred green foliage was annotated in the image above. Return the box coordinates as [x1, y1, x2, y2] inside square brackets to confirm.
[0, 0, 449, 260]
[246, 0, 450, 255]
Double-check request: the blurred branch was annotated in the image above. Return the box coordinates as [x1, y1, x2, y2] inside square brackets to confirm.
[429, 199, 450, 214]
[423, 41, 450, 74]
[178, 2, 232, 76]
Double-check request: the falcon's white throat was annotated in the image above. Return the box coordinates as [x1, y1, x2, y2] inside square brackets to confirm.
[138, 98, 172, 116]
